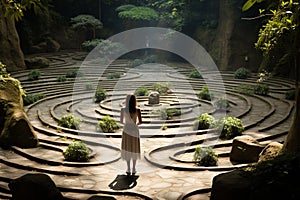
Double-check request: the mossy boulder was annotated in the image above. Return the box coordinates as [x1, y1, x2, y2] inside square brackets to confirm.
[0, 78, 38, 149]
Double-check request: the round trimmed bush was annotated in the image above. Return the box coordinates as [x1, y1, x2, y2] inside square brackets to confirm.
[285, 90, 296, 100]
[193, 113, 215, 130]
[57, 75, 66, 82]
[23, 93, 45, 106]
[193, 146, 218, 166]
[97, 116, 120, 133]
[153, 82, 171, 95]
[188, 69, 202, 79]
[135, 86, 149, 96]
[94, 88, 107, 103]
[129, 59, 144, 67]
[214, 98, 230, 111]
[28, 69, 41, 81]
[253, 83, 269, 96]
[107, 72, 121, 79]
[58, 114, 81, 130]
[234, 67, 251, 79]
[197, 86, 214, 101]
[217, 116, 244, 139]
[63, 141, 90, 162]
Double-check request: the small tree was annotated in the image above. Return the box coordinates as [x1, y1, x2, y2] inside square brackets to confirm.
[71, 14, 103, 40]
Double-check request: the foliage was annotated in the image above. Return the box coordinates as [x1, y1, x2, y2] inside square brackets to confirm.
[286, 89, 296, 100]
[147, 0, 186, 30]
[0, 61, 10, 79]
[154, 107, 181, 120]
[237, 83, 269, 96]
[193, 113, 215, 130]
[214, 98, 230, 111]
[234, 67, 251, 79]
[129, 59, 144, 67]
[28, 69, 40, 81]
[117, 5, 159, 21]
[144, 55, 159, 63]
[97, 116, 120, 133]
[23, 93, 45, 106]
[193, 146, 218, 166]
[1, 0, 44, 21]
[153, 82, 171, 95]
[188, 69, 202, 79]
[135, 86, 149, 96]
[257, 70, 271, 83]
[253, 83, 269, 95]
[63, 141, 90, 162]
[85, 83, 93, 90]
[66, 69, 82, 78]
[107, 72, 121, 79]
[0, 61, 25, 96]
[58, 114, 81, 130]
[94, 39, 125, 59]
[82, 39, 103, 51]
[197, 85, 214, 101]
[57, 75, 66, 82]
[71, 14, 102, 39]
[94, 88, 107, 103]
[115, 4, 136, 12]
[216, 116, 244, 140]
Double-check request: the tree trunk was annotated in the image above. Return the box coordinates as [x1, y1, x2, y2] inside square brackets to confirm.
[282, 10, 300, 154]
[0, 6, 26, 72]
[212, 0, 262, 71]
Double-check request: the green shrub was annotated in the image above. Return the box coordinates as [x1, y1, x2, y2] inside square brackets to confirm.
[23, 93, 45, 106]
[57, 75, 66, 82]
[152, 108, 181, 120]
[216, 116, 244, 140]
[214, 98, 230, 111]
[135, 86, 149, 96]
[253, 83, 269, 95]
[144, 55, 158, 63]
[237, 84, 255, 95]
[82, 39, 102, 51]
[193, 113, 215, 130]
[234, 67, 251, 79]
[193, 146, 218, 166]
[116, 4, 136, 12]
[66, 69, 82, 78]
[0, 61, 10, 78]
[63, 141, 90, 162]
[97, 116, 120, 133]
[153, 82, 171, 95]
[58, 114, 81, 130]
[94, 88, 107, 103]
[197, 86, 214, 101]
[107, 72, 121, 79]
[188, 69, 202, 79]
[285, 90, 296, 100]
[85, 83, 93, 90]
[28, 69, 41, 81]
[129, 59, 144, 67]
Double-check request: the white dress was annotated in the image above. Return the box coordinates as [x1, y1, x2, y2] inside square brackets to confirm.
[121, 110, 141, 160]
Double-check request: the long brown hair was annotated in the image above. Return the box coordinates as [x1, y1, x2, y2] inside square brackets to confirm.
[125, 94, 137, 113]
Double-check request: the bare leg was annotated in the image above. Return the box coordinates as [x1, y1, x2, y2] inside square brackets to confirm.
[132, 160, 137, 174]
[126, 160, 131, 174]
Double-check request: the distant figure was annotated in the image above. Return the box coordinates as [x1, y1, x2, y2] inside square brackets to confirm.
[120, 94, 142, 175]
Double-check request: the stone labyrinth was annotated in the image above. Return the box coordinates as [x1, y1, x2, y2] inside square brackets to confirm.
[0, 51, 295, 199]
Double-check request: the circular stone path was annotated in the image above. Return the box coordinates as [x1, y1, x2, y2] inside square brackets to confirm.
[0, 51, 295, 200]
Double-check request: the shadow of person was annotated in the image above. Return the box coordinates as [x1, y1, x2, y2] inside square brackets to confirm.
[108, 174, 139, 190]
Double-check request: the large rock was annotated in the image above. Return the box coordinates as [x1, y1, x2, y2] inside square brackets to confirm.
[210, 170, 251, 200]
[148, 91, 160, 105]
[0, 78, 38, 149]
[9, 173, 64, 200]
[230, 135, 265, 163]
[258, 141, 283, 162]
[25, 56, 50, 69]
